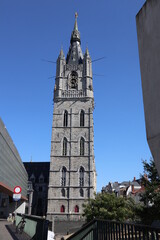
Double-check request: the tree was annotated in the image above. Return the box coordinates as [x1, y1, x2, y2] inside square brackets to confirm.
[137, 159, 160, 225]
[82, 192, 136, 222]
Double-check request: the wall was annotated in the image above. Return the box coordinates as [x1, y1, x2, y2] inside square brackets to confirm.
[0, 117, 28, 217]
[136, 0, 160, 174]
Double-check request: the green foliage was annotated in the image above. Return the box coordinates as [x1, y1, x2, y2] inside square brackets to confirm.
[137, 159, 160, 225]
[82, 192, 136, 222]
[83, 159, 160, 225]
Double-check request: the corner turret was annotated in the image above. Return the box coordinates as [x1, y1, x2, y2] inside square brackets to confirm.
[83, 47, 93, 98]
[55, 48, 66, 98]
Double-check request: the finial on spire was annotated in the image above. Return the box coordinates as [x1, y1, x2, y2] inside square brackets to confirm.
[74, 12, 78, 31]
[59, 46, 65, 58]
[85, 46, 90, 56]
[75, 12, 78, 19]
[70, 12, 81, 44]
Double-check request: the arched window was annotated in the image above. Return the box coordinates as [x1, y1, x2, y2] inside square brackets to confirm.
[63, 110, 68, 127]
[70, 71, 78, 89]
[60, 205, 65, 213]
[61, 188, 65, 197]
[79, 167, 84, 186]
[80, 188, 84, 197]
[80, 110, 85, 127]
[75, 205, 79, 213]
[61, 167, 66, 186]
[63, 137, 67, 156]
[80, 137, 85, 156]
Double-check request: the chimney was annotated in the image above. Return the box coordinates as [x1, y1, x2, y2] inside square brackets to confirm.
[133, 176, 136, 181]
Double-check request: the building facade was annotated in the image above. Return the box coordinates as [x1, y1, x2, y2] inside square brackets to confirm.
[24, 162, 50, 216]
[136, 0, 160, 174]
[47, 14, 96, 221]
[0, 117, 28, 218]
[101, 177, 143, 204]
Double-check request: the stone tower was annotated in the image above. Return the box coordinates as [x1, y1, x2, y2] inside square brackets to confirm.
[47, 13, 96, 221]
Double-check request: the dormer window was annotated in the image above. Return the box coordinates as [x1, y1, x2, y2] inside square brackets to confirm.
[30, 174, 35, 183]
[39, 173, 44, 183]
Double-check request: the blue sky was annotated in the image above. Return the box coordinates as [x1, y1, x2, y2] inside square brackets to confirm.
[0, 0, 150, 192]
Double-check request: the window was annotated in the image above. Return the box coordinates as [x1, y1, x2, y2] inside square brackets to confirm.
[30, 174, 35, 183]
[61, 188, 65, 197]
[61, 167, 66, 186]
[63, 137, 67, 156]
[80, 110, 85, 127]
[75, 205, 79, 213]
[70, 71, 78, 89]
[1, 199, 7, 208]
[63, 110, 68, 127]
[39, 186, 43, 192]
[61, 205, 65, 213]
[80, 137, 85, 156]
[80, 188, 84, 197]
[79, 167, 84, 186]
[39, 174, 44, 183]
[87, 188, 90, 198]
[39, 178, 44, 183]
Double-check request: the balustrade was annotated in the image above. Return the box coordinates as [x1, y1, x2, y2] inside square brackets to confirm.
[61, 90, 85, 98]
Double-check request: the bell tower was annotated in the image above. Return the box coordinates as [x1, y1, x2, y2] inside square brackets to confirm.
[47, 13, 96, 221]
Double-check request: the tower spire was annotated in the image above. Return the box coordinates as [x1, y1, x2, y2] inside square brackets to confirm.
[70, 12, 81, 44]
[66, 12, 83, 64]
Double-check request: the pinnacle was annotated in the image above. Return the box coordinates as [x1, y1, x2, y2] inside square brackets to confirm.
[59, 47, 65, 58]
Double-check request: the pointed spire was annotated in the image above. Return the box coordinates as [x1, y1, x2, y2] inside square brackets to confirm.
[66, 13, 83, 64]
[70, 12, 81, 44]
[84, 47, 90, 58]
[85, 47, 89, 56]
[59, 47, 65, 59]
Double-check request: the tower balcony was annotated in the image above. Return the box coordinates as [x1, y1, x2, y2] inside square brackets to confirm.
[61, 89, 86, 98]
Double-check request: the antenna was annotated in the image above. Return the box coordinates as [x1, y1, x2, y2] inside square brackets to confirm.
[93, 74, 105, 77]
[48, 76, 56, 79]
[92, 57, 106, 63]
[41, 58, 56, 64]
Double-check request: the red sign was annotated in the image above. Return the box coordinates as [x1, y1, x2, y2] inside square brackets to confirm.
[14, 186, 22, 194]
